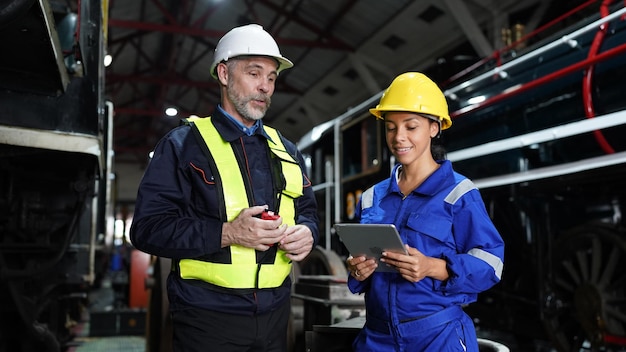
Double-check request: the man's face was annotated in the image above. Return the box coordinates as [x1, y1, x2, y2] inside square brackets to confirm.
[221, 56, 278, 125]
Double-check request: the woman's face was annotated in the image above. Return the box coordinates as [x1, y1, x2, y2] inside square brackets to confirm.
[384, 112, 439, 167]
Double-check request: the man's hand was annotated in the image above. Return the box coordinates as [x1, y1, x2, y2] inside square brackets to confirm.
[221, 205, 287, 251]
[278, 224, 314, 261]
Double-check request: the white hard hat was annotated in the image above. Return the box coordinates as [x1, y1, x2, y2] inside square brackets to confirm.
[210, 24, 293, 79]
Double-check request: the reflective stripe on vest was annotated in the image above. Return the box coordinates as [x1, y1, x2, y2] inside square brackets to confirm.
[179, 117, 303, 289]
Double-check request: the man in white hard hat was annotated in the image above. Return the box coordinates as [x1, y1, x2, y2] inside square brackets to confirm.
[131, 24, 319, 351]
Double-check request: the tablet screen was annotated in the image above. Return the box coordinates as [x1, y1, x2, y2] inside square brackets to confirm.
[334, 223, 407, 272]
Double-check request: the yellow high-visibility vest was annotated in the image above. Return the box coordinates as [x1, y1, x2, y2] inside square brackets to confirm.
[178, 117, 303, 289]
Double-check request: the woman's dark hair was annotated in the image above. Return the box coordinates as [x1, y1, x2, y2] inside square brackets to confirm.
[431, 138, 447, 161]
[430, 120, 447, 161]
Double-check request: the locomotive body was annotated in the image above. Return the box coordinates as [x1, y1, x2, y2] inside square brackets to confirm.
[0, 1, 111, 350]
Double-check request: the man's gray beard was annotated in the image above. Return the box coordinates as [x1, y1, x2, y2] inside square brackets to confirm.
[227, 87, 271, 122]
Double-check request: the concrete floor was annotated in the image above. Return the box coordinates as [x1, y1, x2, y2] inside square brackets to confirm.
[70, 336, 146, 352]
[65, 276, 148, 352]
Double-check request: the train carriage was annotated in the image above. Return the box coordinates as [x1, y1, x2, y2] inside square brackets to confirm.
[0, 1, 112, 351]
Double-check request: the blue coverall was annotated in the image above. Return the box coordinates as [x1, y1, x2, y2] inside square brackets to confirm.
[348, 161, 504, 351]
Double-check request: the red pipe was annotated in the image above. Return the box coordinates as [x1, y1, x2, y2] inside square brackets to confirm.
[505, 0, 600, 56]
[450, 42, 626, 118]
[442, 55, 493, 87]
[583, 0, 615, 154]
[442, 0, 600, 86]
[605, 333, 626, 345]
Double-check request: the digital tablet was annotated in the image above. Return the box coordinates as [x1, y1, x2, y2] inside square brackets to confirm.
[334, 223, 407, 272]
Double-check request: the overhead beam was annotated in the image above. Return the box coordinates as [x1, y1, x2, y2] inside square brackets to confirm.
[522, 1, 552, 35]
[255, 0, 355, 51]
[108, 19, 351, 50]
[349, 53, 381, 95]
[442, 0, 494, 57]
[300, 101, 328, 126]
[107, 73, 215, 88]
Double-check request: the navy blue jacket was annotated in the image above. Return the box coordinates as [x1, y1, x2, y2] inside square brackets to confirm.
[130, 109, 319, 315]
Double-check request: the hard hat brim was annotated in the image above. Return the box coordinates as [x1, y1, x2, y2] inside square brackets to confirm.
[210, 55, 293, 79]
[369, 108, 452, 130]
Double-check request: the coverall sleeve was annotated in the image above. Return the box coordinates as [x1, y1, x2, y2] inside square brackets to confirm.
[129, 127, 224, 259]
[434, 191, 505, 294]
[347, 275, 371, 294]
[346, 198, 371, 294]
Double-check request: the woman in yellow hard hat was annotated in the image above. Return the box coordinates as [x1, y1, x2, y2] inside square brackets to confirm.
[345, 72, 505, 351]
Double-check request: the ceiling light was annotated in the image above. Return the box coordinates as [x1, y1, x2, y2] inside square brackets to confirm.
[104, 54, 113, 67]
[165, 107, 178, 116]
[467, 96, 486, 105]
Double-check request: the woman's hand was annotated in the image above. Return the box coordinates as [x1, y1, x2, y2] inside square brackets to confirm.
[346, 255, 377, 281]
[380, 245, 449, 282]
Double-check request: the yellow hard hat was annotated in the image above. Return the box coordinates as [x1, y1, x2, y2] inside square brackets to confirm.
[369, 72, 451, 130]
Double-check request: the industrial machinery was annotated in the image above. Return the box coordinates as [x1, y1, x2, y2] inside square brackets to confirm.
[296, 1, 626, 350]
[0, 0, 111, 351]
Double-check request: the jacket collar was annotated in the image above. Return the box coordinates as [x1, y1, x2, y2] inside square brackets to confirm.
[212, 106, 272, 143]
[389, 160, 453, 197]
